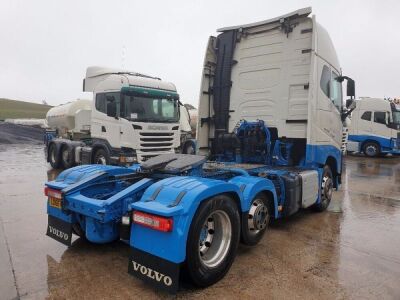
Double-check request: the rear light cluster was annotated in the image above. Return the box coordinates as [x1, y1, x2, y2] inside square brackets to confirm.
[132, 211, 173, 232]
[44, 187, 62, 199]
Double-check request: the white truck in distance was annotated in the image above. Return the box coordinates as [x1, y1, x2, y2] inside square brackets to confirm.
[45, 66, 184, 169]
[347, 98, 400, 156]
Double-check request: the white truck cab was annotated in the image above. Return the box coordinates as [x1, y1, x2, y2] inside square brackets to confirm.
[45, 67, 182, 169]
[347, 98, 400, 156]
[197, 7, 355, 185]
[84, 66, 181, 163]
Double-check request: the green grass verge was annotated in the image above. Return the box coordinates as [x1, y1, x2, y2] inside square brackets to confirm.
[0, 98, 52, 120]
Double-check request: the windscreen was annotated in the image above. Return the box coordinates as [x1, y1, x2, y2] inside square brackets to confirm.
[120, 95, 179, 123]
[392, 111, 400, 125]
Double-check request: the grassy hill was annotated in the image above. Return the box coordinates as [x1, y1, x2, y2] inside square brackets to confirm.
[0, 98, 52, 120]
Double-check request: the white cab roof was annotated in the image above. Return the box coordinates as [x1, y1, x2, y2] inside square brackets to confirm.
[84, 66, 177, 92]
[218, 7, 312, 32]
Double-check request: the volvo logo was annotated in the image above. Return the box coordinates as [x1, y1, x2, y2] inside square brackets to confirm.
[48, 225, 69, 241]
[131, 260, 173, 286]
[147, 125, 168, 130]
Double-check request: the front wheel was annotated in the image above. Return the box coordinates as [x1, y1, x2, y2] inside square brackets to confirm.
[363, 141, 380, 157]
[182, 140, 196, 155]
[185, 194, 240, 287]
[93, 148, 109, 165]
[313, 165, 333, 212]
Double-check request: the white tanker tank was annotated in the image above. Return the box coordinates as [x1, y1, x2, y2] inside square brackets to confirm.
[46, 100, 92, 135]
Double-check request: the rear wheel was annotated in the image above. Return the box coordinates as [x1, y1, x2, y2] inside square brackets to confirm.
[48, 143, 61, 169]
[61, 145, 74, 169]
[241, 193, 270, 246]
[93, 148, 109, 165]
[363, 141, 380, 157]
[185, 194, 240, 287]
[313, 165, 333, 212]
[72, 223, 85, 238]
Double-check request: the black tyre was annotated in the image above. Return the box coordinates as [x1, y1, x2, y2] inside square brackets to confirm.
[313, 165, 333, 212]
[72, 223, 85, 238]
[185, 194, 240, 287]
[48, 143, 61, 169]
[363, 141, 380, 157]
[61, 145, 74, 169]
[241, 193, 270, 246]
[183, 141, 195, 155]
[93, 148, 109, 165]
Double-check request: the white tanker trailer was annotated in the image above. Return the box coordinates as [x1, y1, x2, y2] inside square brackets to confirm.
[46, 99, 91, 137]
[45, 66, 194, 169]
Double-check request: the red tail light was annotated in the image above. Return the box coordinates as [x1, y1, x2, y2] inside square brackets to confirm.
[44, 187, 62, 199]
[132, 211, 173, 232]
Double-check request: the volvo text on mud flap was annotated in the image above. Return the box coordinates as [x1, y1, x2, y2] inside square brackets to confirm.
[46, 215, 72, 246]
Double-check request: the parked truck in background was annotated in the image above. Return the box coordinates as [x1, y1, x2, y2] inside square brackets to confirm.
[347, 98, 400, 156]
[44, 8, 355, 293]
[45, 66, 184, 169]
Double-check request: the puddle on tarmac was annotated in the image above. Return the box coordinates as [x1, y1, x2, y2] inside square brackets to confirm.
[0, 145, 399, 299]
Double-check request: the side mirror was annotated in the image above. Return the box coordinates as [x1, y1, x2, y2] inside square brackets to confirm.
[337, 76, 355, 98]
[346, 78, 355, 97]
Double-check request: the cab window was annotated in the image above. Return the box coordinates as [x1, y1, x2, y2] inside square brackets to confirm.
[95, 92, 120, 116]
[374, 111, 387, 125]
[361, 111, 372, 121]
[320, 65, 331, 98]
[331, 71, 343, 111]
[95, 93, 106, 113]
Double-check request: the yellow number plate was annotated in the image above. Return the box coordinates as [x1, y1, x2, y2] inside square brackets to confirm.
[49, 197, 62, 209]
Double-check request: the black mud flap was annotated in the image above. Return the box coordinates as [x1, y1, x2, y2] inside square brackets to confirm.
[128, 247, 180, 293]
[46, 215, 72, 246]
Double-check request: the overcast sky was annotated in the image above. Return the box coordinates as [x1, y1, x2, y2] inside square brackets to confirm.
[0, 0, 399, 107]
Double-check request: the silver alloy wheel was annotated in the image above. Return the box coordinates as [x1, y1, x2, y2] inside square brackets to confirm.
[50, 148, 56, 164]
[198, 210, 232, 268]
[62, 148, 70, 164]
[247, 198, 269, 235]
[365, 144, 378, 156]
[186, 144, 195, 155]
[96, 155, 107, 165]
[321, 175, 333, 203]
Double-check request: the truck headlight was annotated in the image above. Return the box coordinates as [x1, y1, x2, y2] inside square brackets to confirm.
[120, 155, 137, 163]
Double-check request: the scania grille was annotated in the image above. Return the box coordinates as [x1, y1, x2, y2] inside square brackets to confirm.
[139, 132, 174, 149]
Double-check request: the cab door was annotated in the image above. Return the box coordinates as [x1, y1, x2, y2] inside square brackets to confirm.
[91, 92, 122, 148]
[372, 111, 393, 148]
[357, 110, 373, 135]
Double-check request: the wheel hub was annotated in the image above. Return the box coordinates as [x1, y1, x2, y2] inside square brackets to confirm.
[62, 149, 70, 163]
[247, 199, 268, 234]
[198, 210, 231, 268]
[96, 155, 106, 165]
[50, 150, 56, 163]
[321, 175, 333, 201]
[366, 145, 377, 156]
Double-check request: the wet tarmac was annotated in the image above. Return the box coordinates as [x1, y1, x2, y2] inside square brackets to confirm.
[0, 144, 399, 299]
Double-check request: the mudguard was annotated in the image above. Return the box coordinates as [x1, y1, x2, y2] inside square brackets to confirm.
[130, 176, 243, 264]
[130, 175, 278, 264]
[228, 176, 278, 217]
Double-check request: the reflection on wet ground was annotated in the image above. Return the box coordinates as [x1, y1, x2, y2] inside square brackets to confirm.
[0, 145, 399, 299]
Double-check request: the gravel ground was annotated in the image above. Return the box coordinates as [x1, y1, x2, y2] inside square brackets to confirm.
[0, 122, 44, 144]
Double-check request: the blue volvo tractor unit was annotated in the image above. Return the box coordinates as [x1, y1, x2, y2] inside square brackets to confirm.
[45, 8, 356, 293]
[46, 121, 334, 293]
